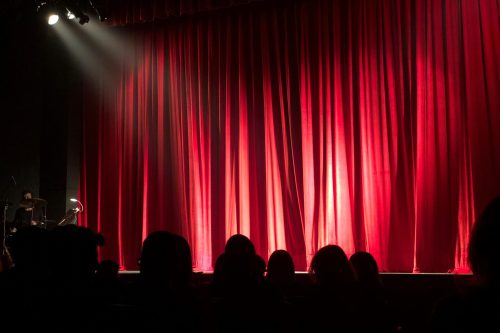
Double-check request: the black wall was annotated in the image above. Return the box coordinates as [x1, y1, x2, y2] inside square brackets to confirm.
[1, 6, 81, 224]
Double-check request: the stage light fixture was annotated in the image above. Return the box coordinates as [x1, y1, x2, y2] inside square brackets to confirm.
[37, 2, 60, 25]
[78, 14, 90, 25]
[48, 14, 59, 25]
[37, 1, 104, 26]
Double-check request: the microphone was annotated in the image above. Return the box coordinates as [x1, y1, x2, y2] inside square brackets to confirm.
[11, 176, 16, 186]
[70, 198, 84, 213]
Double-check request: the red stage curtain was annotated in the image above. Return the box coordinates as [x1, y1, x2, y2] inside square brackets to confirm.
[101, 0, 264, 25]
[80, 0, 500, 272]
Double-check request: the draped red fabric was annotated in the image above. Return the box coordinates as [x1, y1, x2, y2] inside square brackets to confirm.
[101, 0, 264, 25]
[79, 0, 500, 272]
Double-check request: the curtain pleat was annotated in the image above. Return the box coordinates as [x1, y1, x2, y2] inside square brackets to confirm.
[80, 0, 500, 272]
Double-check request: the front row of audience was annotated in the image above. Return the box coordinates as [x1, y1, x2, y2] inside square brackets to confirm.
[1, 196, 499, 332]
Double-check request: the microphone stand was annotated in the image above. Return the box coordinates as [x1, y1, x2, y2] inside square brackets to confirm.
[1, 177, 15, 266]
[58, 199, 84, 226]
[41, 205, 47, 229]
[2, 203, 8, 256]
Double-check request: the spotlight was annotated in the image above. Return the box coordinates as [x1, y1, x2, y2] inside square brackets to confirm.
[36, 1, 103, 26]
[48, 14, 59, 25]
[37, 1, 61, 25]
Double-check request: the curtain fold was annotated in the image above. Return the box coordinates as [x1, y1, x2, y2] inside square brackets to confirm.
[80, 0, 500, 272]
[102, 0, 265, 25]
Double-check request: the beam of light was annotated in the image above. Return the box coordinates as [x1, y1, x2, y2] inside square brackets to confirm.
[51, 20, 119, 99]
[74, 17, 135, 66]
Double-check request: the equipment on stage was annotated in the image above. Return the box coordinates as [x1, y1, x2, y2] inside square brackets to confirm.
[58, 198, 84, 226]
[3, 195, 83, 230]
[18, 197, 48, 229]
[1, 189, 84, 236]
[19, 197, 48, 208]
[1, 176, 16, 266]
[1, 200, 13, 263]
[58, 208, 80, 226]
[0, 179, 85, 270]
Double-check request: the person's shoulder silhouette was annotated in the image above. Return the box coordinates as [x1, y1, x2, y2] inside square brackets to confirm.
[468, 196, 500, 286]
[307, 245, 362, 332]
[430, 196, 500, 332]
[350, 251, 393, 333]
[136, 231, 202, 331]
[310, 245, 355, 288]
[350, 251, 380, 288]
[267, 250, 295, 292]
[139, 230, 192, 289]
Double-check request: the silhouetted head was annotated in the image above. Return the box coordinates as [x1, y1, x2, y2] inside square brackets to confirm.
[222, 234, 260, 288]
[49, 225, 100, 283]
[350, 251, 380, 287]
[140, 231, 192, 289]
[95, 259, 119, 282]
[224, 234, 256, 258]
[267, 250, 295, 287]
[310, 245, 355, 287]
[468, 196, 500, 285]
[21, 190, 33, 200]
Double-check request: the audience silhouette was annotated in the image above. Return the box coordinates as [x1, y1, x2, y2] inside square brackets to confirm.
[430, 196, 500, 332]
[94, 259, 121, 304]
[0, 225, 104, 332]
[139, 231, 193, 289]
[131, 231, 202, 332]
[0, 226, 51, 332]
[307, 245, 363, 332]
[49, 225, 102, 332]
[350, 251, 380, 287]
[350, 251, 393, 332]
[210, 234, 285, 332]
[267, 249, 295, 295]
[3, 208, 495, 333]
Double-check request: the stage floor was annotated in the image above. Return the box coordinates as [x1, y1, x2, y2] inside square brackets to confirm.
[119, 270, 475, 288]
